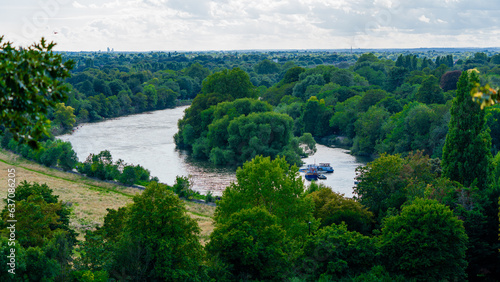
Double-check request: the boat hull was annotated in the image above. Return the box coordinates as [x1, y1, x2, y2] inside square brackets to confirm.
[305, 174, 318, 181]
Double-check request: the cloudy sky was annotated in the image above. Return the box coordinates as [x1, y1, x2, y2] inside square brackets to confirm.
[2, 0, 500, 51]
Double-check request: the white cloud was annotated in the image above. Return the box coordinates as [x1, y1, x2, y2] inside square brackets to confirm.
[72, 1, 87, 8]
[419, 15, 430, 23]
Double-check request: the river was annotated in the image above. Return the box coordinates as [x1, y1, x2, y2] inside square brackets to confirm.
[58, 106, 369, 197]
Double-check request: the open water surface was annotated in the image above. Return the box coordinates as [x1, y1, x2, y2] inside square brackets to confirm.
[59, 106, 368, 197]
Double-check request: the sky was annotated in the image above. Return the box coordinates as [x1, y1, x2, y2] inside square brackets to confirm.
[2, 0, 500, 51]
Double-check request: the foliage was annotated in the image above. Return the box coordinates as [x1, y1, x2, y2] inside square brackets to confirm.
[440, 70, 462, 91]
[300, 96, 334, 137]
[442, 70, 492, 190]
[0, 181, 77, 248]
[385, 66, 409, 92]
[254, 59, 280, 74]
[0, 182, 76, 281]
[175, 68, 256, 150]
[172, 175, 197, 199]
[298, 223, 376, 281]
[77, 183, 206, 281]
[378, 102, 449, 157]
[206, 207, 289, 281]
[176, 94, 315, 165]
[415, 75, 444, 104]
[52, 103, 77, 134]
[77, 150, 152, 186]
[330, 95, 361, 139]
[352, 105, 389, 155]
[215, 156, 315, 240]
[201, 67, 256, 100]
[308, 188, 373, 234]
[0, 36, 74, 148]
[353, 151, 435, 222]
[118, 182, 205, 280]
[226, 112, 294, 163]
[378, 198, 468, 281]
[2, 135, 78, 171]
[293, 74, 325, 101]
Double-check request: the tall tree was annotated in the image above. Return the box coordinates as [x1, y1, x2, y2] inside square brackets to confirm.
[442, 70, 492, 190]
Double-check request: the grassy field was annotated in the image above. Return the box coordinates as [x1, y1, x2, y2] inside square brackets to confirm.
[0, 149, 214, 244]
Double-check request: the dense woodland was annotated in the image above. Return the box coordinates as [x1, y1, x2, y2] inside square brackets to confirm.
[1, 37, 500, 281]
[51, 48, 500, 162]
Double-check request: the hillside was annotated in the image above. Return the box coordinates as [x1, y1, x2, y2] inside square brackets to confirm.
[0, 149, 214, 244]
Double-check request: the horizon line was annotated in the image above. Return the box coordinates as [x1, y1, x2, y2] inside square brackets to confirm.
[55, 47, 500, 53]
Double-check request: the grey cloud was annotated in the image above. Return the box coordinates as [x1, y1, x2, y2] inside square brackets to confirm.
[299, 0, 500, 40]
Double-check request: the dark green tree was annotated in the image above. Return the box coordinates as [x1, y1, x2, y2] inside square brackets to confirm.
[378, 198, 468, 281]
[184, 62, 210, 81]
[0, 36, 74, 148]
[442, 70, 492, 190]
[300, 96, 333, 137]
[299, 223, 376, 281]
[111, 182, 206, 280]
[293, 74, 325, 101]
[385, 67, 409, 92]
[357, 89, 387, 112]
[226, 112, 296, 164]
[201, 67, 256, 99]
[1, 181, 77, 248]
[143, 84, 158, 109]
[206, 207, 289, 281]
[283, 66, 306, 84]
[329, 95, 361, 139]
[352, 105, 389, 155]
[254, 59, 280, 74]
[353, 152, 435, 222]
[415, 75, 444, 104]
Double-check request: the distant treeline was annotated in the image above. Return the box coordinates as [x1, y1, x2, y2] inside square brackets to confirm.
[54, 50, 500, 164]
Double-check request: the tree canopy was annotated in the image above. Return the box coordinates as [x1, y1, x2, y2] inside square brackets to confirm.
[379, 198, 468, 281]
[0, 36, 74, 148]
[215, 156, 315, 240]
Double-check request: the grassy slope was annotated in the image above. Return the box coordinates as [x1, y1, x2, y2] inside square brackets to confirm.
[0, 149, 214, 244]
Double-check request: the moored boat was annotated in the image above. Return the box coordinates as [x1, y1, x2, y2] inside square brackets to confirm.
[317, 163, 334, 173]
[304, 166, 319, 181]
[305, 171, 319, 181]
